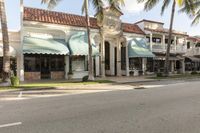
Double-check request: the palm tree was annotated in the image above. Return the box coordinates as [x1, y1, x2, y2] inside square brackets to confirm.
[0, 0, 10, 82]
[41, 0, 124, 80]
[180, 0, 200, 25]
[138, 0, 194, 76]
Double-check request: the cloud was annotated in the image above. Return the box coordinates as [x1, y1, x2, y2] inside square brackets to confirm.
[122, 0, 144, 13]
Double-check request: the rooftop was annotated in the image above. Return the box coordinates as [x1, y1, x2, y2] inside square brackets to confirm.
[23, 7, 145, 35]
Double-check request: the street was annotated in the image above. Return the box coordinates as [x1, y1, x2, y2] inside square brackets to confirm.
[1, 80, 200, 133]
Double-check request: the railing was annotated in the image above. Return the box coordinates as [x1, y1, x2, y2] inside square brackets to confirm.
[187, 47, 200, 56]
[148, 43, 186, 53]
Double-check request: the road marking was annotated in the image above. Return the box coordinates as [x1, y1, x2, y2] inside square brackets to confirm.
[0, 122, 22, 128]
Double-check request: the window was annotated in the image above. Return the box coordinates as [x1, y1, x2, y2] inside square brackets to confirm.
[24, 55, 40, 72]
[187, 42, 190, 49]
[152, 37, 161, 43]
[72, 56, 87, 71]
[51, 56, 64, 71]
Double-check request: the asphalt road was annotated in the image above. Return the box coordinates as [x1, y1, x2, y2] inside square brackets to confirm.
[1, 81, 200, 133]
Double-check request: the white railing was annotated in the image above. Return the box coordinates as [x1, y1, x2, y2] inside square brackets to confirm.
[187, 47, 200, 56]
[148, 43, 186, 53]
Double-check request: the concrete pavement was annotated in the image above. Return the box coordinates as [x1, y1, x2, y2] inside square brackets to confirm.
[0, 80, 200, 132]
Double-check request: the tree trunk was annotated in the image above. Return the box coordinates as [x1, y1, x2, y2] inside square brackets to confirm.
[0, 0, 10, 82]
[164, 0, 176, 76]
[85, 0, 94, 81]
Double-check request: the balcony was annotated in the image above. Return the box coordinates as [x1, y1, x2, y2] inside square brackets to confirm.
[148, 43, 186, 53]
[187, 47, 200, 56]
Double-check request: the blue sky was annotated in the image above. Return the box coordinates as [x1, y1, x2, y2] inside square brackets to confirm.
[4, 0, 200, 36]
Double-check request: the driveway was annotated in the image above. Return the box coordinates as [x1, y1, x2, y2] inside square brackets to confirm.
[0, 80, 200, 133]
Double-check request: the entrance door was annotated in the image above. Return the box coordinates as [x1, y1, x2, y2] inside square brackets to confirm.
[41, 56, 51, 79]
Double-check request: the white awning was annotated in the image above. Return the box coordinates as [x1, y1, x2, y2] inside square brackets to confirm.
[0, 43, 16, 57]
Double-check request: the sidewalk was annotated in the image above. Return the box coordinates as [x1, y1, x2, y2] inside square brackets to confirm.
[0, 83, 135, 101]
[97, 76, 157, 83]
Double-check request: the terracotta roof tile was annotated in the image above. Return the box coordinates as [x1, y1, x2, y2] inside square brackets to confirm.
[24, 7, 145, 35]
[122, 23, 145, 35]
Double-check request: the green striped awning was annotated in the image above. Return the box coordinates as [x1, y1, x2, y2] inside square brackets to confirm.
[68, 32, 99, 56]
[23, 37, 69, 55]
[128, 38, 155, 58]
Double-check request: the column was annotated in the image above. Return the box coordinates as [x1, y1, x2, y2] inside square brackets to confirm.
[174, 36, 177, 52]
[110, 44, 115, 76]
[181, 59, 185, 74]
[162, 34, 165, 51]
[101, 34, 105, 77]
[117, 39, 121, 76]
[142, 58, 147, 75]
[150, 33, 153, 51]
[126, 42, 130, 76]
[95, 56, 100, 76]
[171, 61, 175, 73]
[17, 0, 24, 81]
[64, 56, 69, 79]
[17, 53, 24, 81]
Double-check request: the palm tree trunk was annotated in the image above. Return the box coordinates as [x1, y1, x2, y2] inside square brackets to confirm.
[164, 0, 176, 76]
[0, 0, 10, 82]
[85, 0, 94, 81]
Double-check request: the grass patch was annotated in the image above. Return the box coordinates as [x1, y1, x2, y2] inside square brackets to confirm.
[0, 80, 114, 90]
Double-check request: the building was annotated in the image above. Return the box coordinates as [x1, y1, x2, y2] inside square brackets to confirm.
[1, 5, 200, 81]
[185, 36, 200, 72]
[135, 19, 188, 74]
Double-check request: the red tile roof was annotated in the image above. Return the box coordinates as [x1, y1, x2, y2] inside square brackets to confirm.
[187, 36, 200, 42]
[23, 7, 145, 35]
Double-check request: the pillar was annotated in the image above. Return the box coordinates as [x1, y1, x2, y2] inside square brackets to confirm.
[101, 34, 105, 77]
[17, 53, 24, 81]
[95, 56, 100, 76]
[171, 60, 175, 73]
[126, 43, 129, 76]
[17, 0, 24, 81]
[181, 59, 185, 74]
[110, 44, 115, 76]
[174, 36, 177, 52]
[150, 33, 153, 51]
[64, 56, 69, 79]
[142, 58, 147, 75]
[117, 39, 121, 76]
[162, 34, 165, 51]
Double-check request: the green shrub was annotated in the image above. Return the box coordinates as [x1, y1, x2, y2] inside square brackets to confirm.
[191, 71, 198, 75]
[129, 71, 134, 76]
[10, 76, 19, 86]
[82, 76, 89, 82]
[156, 72, 163, 77]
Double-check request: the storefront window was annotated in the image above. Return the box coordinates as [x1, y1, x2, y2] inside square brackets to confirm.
[24, 55, 40, 72]
[72, 56, 87, 71]
[51, 56, 64, 71]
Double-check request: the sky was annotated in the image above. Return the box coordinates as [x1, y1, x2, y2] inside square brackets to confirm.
[4, 0, 200, 36]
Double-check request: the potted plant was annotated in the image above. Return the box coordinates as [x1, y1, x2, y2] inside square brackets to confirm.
[129, 71, 134, 76]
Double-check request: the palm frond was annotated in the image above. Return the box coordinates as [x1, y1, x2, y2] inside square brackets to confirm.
[143, 0, 160, 11]
[41, 0, 62, 9]
[161, 0, 170, 15]
[192, 9, 200, 25]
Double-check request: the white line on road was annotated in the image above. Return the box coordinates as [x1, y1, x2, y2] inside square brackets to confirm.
[0, 122, 22, 128]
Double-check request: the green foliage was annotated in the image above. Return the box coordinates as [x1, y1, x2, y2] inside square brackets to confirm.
[191, 71, 198, 75]
[10, 76, 20, 86]
[82, 75, 89, 82]
[129, 71, 134, 76]
[156, 72, 163, 77]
